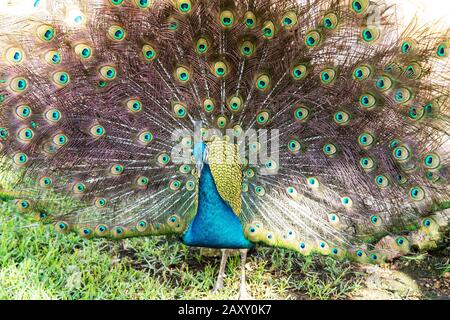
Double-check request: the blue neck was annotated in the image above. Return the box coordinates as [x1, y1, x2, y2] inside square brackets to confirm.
[182, 164, 253, 249]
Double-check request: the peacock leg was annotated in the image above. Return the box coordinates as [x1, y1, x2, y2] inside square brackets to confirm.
[238, 249, 254, 300]
[212, 249, 229, 293]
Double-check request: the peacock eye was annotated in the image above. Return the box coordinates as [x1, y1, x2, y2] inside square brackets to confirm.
[265, 159, 278, 171]
[216, 115, 228, 128]
[186, 180, 196, 191]
[175, 0, 192, 13]
[173, 102, 188, 118]
[13, 152, 29, 166]
[167, 17, 179, 31]
[133, 0, 152, 9]
[341, 196, 353, 207]
[375, 175, 389, 188]
[323, 143, 338, 157]
[227, 96, 243, 113]
[5, 47, 25, 65]
[108, 25, 126, 41]
[281, 11, 298, 30]
[99, 65, 117, 81]
[422, 218, 432, 228]
[286, 186, 298, 197]
[243, 11, 256, 29]
[170, 179, 181, 191]
[196, 37, 209, 54]
[53, 133, 69, 147]
[245, 168, 255, 178]
[137, 130, 153, 146]
[401, 39, 416, 55]
[356, 250, 364, 257]
[0, 127, 8, 140]
[44, 108, 62, 124]
[94, 198, 107, 208]
[423, 153, 440, 169]
[255, 185, 266, 196]
[109, 0, 124, 6]
[56, 221, 69, 233]
[255, 74, 270, 91]
[179, 164, 191, 174]
[73, 182, 87, 194]
[52, 71, 70, 87]
[96, 224, 108, 236]
[39, 177, 53, 188]
[157, 152, 171, 166]
[305, 30, 321, 48]
[110, 164, 124, 175]
[334, 111, 350, 125]
[287, 139, 301, 154]
[219, 9, 235, 28]
[392, 146, 410, 162]
[74, 44, 92, 60]
[405, 62, 422, 79]
[323, 13, 339, 30]
[239, 40, 255, 58]
[256, 110, 270, 125]
[361, 26, 380, 43]
[45, 50, 61, 65]
[351, 0, 369, 14]
[16, 199, 31, 212]
[9, 77, 28, 93]
[359, 157, 375, 171]
[320, 68, 336, 85]
[294, 106, 310, 122]
[375, 75, 393, 92]
[394, 88, 412, 104]
[81, 228, 92, 237]
[261, 21, 275, 39]
[203, 99, 215, 113]
[409, 186, 425, 201]
[17, 127, 34, 143]
[126, 98, 143, 113]
[353, 65, 372, 81]
[291, 64, 307, 80]
[408, 106, 425, 121]
[307, 177, 319, 188]
[175, 66, 191, 83]
[142, 44, 157, 61]
[212, 61, 229, 78]
[114, 227, 124, 237]
[137, 176, 149, 187]
[90, 124, 106, 138]
[396, 237, 406, 246]
[36, 24, 56, 42]
[359, 93, 376, 109]
[436, 43, 448, 58]
[358, 132, 375, 149]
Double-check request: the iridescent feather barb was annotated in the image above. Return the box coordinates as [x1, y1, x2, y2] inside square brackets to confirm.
[0, 0, 449, 268]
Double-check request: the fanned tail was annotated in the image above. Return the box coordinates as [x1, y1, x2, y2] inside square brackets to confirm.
[0, 0, 448, 263]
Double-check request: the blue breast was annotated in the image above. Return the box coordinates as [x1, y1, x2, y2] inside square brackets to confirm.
[182, 164, 253, 249]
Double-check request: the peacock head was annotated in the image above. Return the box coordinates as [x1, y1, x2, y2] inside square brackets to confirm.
[193, 141, 208, 175]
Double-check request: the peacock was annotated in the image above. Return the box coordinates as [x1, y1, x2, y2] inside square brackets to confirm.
[0, 0, 449, 299]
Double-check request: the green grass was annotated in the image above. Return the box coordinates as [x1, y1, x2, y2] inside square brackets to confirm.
[0, 201, 364, 300]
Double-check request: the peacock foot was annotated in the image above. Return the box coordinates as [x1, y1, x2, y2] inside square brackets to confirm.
[211, 249, 229, 294]
[237, 283, 254, 300]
